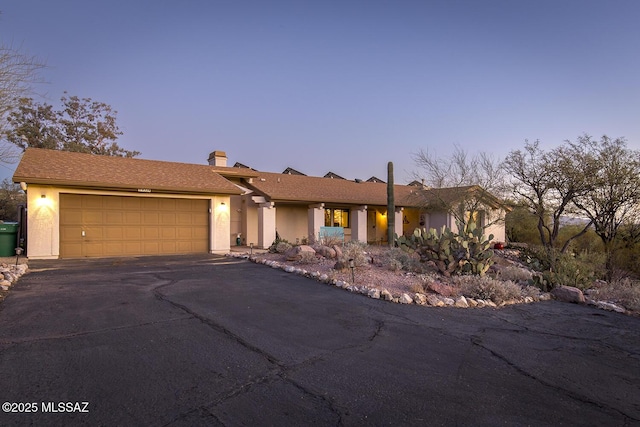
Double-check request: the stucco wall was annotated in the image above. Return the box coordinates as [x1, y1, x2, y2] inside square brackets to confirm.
[276, 205, 309, 244]
[24, 185, 230, 258]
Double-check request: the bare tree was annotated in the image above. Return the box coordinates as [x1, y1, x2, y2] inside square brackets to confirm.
[411, 144, 506, 232]
[0, 43, 46, 163]
[504, 139, 596, 256]
[570, 135, 640, 278]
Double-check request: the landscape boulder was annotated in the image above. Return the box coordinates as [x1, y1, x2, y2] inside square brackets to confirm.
[315, 245, 337, 259]
[284, 245, 316, 261]
[427, 281, 456, 297]
[551, 285, 586, 304]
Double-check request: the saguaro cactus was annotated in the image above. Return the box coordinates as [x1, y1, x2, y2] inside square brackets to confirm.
[387, 161, 395, 247]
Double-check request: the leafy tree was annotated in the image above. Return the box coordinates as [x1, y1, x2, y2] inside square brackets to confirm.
[4, 93, 140, 157]
[0, 178, 25, 221]
[411, 144, 506, 233]
[504, 203, 540, 245]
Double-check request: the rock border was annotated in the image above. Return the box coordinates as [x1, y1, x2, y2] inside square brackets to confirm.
[228, 252, 630, 314]
[0, 263, 29, 299]
[228, 252, 552, 309]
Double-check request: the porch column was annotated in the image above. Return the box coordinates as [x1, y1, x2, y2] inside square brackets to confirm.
[258, 202, 276, 249]
[394, 207, 404, 238]
[350, 205, 367, 242]
[308, 203, 324, 243]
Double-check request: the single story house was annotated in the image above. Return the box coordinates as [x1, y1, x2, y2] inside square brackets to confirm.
[207, 151, 506, 249]
[13, 148, 506, 259]
[13, 148, 242, 259]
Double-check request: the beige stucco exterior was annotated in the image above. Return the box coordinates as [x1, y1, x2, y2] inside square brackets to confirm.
[24, 184, 231, 259]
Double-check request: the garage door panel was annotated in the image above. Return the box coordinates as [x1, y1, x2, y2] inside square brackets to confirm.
[104, 197, 123, 210]
[161, 241, 176, 253]
[161, 228, 176, 239]
[63, 194, 83, 208]
[143, 241, 160, 254]
[61, 211, 83, 225]
[123, 242, 142, 255]
[63, 243, 83, 258]
[122, 197, 141, 210]
[123, 227, 141, 239]
[124, 212, 142, 224]
[143, 227, 159, 239]
[104, 242, 124, 256]
[82, 195, 104, 209]
[84, 242, 104, 257]
[142, 198, 159, 209]
[105, 212, 124, 224]
[61, 226, 83, 241]
[143, 212, 159, 225]
[194, 213, 208, 224]
[161, 213, 176, 225]
[83, 211, 103, 224]
[85, 228, 103, 239]
[105, 227, 123, 239]
[60, 194, 209, 258]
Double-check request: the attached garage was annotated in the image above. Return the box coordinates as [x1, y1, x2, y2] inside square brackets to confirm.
[13, 148, 242, 259]
[60, 194, 210, 257]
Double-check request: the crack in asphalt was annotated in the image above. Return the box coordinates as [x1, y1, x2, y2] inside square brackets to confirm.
[151, 278, 375, 426]
[0, 315, 192, 345]
[470, 332, 639, 423]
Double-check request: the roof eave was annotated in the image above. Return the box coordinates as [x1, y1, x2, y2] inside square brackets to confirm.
[12, 177, 243, 196]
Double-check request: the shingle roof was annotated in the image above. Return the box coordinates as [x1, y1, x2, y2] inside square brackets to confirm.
[245, 171, 419, 206]
[13, 148, 242, 195]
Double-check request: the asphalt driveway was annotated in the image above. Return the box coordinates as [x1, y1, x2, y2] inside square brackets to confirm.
[0, 254, 638, 426]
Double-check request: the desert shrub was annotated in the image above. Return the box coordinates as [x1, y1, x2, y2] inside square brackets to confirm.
[321, 235, 344, 247]
[381, 247, 417, 272]
[595, 278, 640, 312]
[409, 282, 427, 294]
[340, 241, 369, 267]
[547, 251, 605, 290]
[454, 276, 523, 304]
[518, 245, 550, 272]
[496, 265, 533, 283]
[269, 238, 292, 254]
[519, 246, 606, 290]
[296, 251, 319, 265]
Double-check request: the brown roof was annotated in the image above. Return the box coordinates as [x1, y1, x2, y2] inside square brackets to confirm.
[245, 171, 419, 206]
[13, 148, 242, 195]
[244, 172, 504, 209]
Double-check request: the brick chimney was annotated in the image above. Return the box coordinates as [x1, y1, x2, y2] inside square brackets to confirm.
[208, 150, 227, 167]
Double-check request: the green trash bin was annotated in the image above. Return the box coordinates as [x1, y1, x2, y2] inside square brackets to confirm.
[0, 222, 19, 257]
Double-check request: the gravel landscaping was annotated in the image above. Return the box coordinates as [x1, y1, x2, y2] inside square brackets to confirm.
[229, 244, 635, 315]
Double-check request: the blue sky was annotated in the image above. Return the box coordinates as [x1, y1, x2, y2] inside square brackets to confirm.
[1, 0, 639, 184]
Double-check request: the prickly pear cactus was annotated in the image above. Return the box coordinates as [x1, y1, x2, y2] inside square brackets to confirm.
[395, 222, 495, 277]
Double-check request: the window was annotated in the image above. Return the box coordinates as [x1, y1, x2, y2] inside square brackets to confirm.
[324, 208, 350, 228]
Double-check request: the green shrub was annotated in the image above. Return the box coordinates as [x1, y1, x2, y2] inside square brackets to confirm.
[546, 251, 605, 290]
